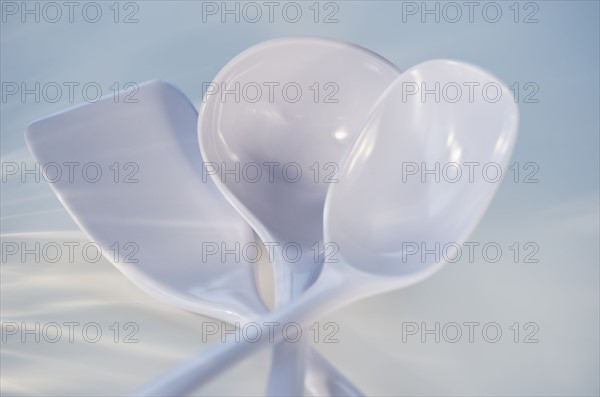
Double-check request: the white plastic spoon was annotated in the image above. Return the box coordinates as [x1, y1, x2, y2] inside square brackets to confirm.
[199, 37, 400, 396]
[24, 80, 359, 396]
[134, 59, 519, 396]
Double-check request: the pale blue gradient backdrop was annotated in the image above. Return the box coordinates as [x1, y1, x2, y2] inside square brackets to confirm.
[1, 1, 598, 396]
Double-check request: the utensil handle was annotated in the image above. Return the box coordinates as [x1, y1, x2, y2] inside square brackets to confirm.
[266, 248, 320, 397]
[267, 339, 308, 396]
[132, 270, 349, 396]
[268, 342, 365, 397]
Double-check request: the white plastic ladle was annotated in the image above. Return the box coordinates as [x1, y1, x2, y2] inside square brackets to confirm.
[134, 59, 519, 396]
[199, 37, 401, 396]
[24, 81, 361, 396]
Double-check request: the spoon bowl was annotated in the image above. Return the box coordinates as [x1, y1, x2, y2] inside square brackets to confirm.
[326, 59, 519, 277]
[200, 37, 401, 265]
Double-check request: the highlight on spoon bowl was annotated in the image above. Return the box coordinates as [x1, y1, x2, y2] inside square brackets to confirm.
[199, 36, 401, 253]
[325, 59, 519, 279]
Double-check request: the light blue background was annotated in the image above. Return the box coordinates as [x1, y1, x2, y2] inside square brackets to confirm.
[1, 1, 599, 396]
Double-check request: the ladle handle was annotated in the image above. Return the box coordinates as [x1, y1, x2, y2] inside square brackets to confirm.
[266, 247, 325, 397]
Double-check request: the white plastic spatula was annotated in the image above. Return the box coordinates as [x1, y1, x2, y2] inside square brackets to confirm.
[25, 80, 361, 396]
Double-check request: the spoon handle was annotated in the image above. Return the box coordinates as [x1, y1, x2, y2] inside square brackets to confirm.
[267, 340, 308, 396]
[270, 341, 364, 397]
[132, 269, 356, 396]
[266, 248, 323, 397]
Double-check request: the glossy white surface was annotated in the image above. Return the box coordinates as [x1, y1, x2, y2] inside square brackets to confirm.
[200, 37, 401, 287]
[25, 81, 266, 323]
[326, 59, 519, 277]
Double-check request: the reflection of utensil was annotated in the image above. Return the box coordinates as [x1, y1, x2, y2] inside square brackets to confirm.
[136, 59, 519, 397]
